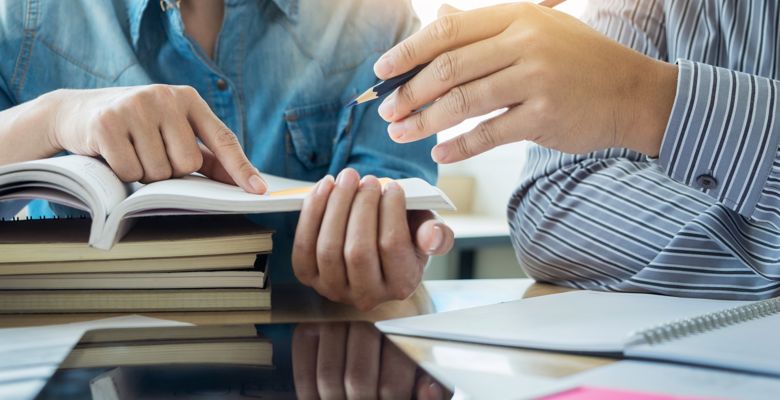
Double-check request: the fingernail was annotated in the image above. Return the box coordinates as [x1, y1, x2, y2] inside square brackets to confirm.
[374, 54, 394, 78]
[388, 121, 407, 141]
[427, 224, 445, 255]
[316, 175, 334, 196]
[249, 175, 266, 194]
[336, 169, 358, 188]
[378, 96, 396, 121]
[360, 175, 379, 187]
[427, 382, 444, 399]
[383, 180, 401, 193]
[431, 145, 448, 163]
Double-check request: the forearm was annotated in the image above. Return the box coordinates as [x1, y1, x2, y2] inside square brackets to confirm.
[0, 91, 61, 165]
[511, 146, 780, 300]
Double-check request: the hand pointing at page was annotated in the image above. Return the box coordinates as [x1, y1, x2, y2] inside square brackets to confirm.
[374, 2, 678, 161]
[0, 85, 267, 194]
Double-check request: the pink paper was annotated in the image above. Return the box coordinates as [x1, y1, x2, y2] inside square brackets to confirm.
[541, 386, 719, 400]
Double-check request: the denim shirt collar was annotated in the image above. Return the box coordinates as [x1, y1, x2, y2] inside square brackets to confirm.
[126, 0, 299, 49]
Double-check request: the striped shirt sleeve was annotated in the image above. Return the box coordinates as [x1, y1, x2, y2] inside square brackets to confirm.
[508, 0, 780, 300]
[659, 60, 780, 226]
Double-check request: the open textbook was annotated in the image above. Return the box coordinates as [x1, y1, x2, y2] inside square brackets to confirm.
[0, 155, 454, 249]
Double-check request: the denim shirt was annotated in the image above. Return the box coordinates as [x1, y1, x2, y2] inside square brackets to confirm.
[0, 0, 436, 281]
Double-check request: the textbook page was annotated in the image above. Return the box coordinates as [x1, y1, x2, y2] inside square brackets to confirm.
[0, 155, 130, 218]
[93, 174, 454, 249]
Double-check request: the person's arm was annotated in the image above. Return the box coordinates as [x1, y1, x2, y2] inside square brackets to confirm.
[0, 85, 266, 193]
[510, 0, 780, 299]
[0, 75, 27, 219]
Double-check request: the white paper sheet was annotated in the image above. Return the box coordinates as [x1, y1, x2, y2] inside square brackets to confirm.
[0, 316, 190, 400]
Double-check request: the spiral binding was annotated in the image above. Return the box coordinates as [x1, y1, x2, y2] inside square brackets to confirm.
[627, 296, 780, 347]
[1, 215, 86, 222]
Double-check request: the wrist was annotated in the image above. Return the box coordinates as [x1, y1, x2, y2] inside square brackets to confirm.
[36, 89, 67, 154]
[625, 60, 678, 156]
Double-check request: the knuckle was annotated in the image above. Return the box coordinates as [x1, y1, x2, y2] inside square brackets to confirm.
[174, 85, 201, 105]
[430, 15, 460, 42]
[444, 86, 471, 116]
[455, 134, 473, 158]
[389, 281, 416, 300]
[475, 121, 499, 148]
[213, 127, 240, 148]
[413, 112, 427, 133]
[352, 293, 378, 312]
[317, 245, 344, 268]
[321, 287, 347, 304]
[398, 40, 417, 64]
[116, 166, 143, 183]
[93, 109, 121, 132]
[379, 232, 405, 256]
[119, 94, 146, 116]
[292, 263, 316, 285]
[171, 150, 203, 176]
[176, 85, 199, 97]
[344, 243, 371, 267]
[397, 84, 417, 108]
[432, 51, 458, 83]
[149, 84, 176, 101]
[345, 375, 372, 397]
[143, 166, 172, 182]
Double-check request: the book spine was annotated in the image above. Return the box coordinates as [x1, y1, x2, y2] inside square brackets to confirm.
[626, 296, 780, 347]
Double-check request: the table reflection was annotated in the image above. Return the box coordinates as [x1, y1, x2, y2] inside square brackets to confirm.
[35, 321, 452, 400]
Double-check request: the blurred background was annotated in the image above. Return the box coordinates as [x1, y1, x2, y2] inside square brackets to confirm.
[409, 1, 588, 280]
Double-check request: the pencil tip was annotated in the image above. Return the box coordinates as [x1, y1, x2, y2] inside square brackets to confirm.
[346, 100, 357, 108]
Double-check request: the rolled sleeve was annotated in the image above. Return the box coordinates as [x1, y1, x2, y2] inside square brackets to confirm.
[659, 59, 780, 219]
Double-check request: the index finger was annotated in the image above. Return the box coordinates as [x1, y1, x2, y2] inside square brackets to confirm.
[184, 89, 267, 194]
[373, 4, 520, 79]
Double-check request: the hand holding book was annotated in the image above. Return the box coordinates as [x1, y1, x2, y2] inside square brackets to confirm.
[292, 169, 455, 311]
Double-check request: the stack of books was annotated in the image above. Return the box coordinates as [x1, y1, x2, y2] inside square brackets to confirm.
[0, 154, 454, 314]
[0, 216, 273, 313]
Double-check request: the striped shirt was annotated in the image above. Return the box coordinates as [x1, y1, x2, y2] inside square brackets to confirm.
[508, 0, 780, 300]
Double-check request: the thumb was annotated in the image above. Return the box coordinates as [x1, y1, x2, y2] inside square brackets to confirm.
[412, 213, 454, 256]
[437, 3, 462, 17]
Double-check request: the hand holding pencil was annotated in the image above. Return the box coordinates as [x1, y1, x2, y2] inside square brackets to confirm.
[362, 1, 678, 162]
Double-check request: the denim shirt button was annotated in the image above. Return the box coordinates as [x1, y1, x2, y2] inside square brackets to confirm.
[216, 79, 228, 91]
[696, 174, 718, 190]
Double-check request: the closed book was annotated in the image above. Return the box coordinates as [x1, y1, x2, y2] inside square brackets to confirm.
[0, 216, 272, 263]
[0, 253, 260, 276]
[0, 287, 270, 313]
[0, 270, 267, 290]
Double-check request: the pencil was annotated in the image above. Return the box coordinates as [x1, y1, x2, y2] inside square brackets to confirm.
[347, 0, 567, 108]
[347, 63, 428, 107]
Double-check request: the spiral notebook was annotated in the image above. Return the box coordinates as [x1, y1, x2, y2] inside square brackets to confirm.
[376, 291, 780, 377]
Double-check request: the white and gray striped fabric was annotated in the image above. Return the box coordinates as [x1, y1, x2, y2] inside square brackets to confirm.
[508, 0, 780, 300]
